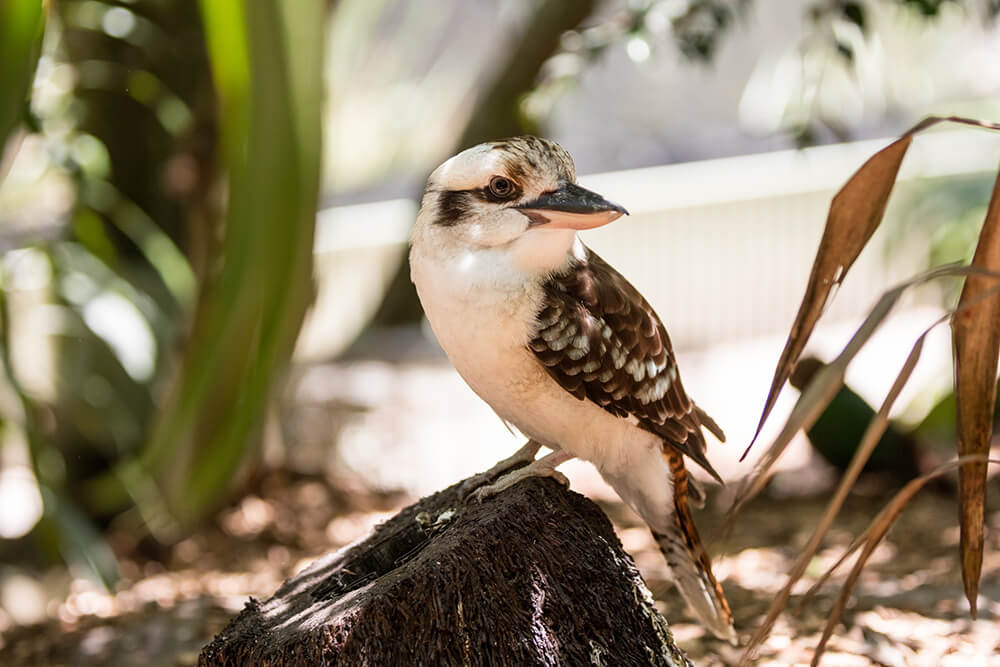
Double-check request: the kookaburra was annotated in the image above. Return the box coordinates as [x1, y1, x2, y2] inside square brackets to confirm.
[409, 136, 735, 641]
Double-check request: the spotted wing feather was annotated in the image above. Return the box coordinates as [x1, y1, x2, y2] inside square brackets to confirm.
[529, 247, 724, 482]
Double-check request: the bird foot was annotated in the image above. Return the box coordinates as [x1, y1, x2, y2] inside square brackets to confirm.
[458, 440, 542, 499]
[469, 452, 572, 503]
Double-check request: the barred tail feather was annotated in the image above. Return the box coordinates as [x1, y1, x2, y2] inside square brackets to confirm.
[657, 450, 736, 643]
[653, 528, 736, 642]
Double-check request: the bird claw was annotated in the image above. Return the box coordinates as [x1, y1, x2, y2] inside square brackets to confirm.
[548, 470, 570, 488]
[469, 483, 501, 504]
[458, 472, 493, 500]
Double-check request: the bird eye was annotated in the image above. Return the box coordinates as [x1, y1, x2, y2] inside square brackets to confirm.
[488, 176, 515, 199]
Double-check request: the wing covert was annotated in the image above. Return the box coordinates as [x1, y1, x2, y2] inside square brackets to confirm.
[529, 247, 724, 482]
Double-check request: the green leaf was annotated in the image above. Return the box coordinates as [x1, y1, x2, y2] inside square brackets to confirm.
[134, 0, 325, 535]
[0, 0, 45, 180]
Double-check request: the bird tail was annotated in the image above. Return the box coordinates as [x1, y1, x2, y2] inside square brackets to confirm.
[654, 450, 736, 643]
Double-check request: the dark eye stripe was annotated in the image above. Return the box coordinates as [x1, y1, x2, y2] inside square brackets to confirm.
[433, 179, 524, 226]
[435, 190, 472, 226]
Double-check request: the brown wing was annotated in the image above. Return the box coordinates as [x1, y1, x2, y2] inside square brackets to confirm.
[528, 246, 724, 482]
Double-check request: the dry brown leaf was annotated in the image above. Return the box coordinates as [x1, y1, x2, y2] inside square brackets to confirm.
[729, 114, 1000, 664]
[734, 268, 1000, 666]
[810, 457, 995, 667]
[950, 169, 1000, 617]
[728, 265, 966, 519]
[736, 321, 929, 667]
[746, 133, 913, 456]
[748, 115, 1000, 457]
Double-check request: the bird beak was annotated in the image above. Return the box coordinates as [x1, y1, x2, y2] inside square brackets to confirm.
[517, 182, 628, 230]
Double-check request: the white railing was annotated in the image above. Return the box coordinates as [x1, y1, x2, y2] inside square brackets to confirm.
[297, 129, 1000, 359]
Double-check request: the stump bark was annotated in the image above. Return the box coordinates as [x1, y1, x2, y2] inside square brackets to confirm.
[199, 474, 693, 666]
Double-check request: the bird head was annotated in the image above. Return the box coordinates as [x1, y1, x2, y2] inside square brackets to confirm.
[412, 137, 627, 276]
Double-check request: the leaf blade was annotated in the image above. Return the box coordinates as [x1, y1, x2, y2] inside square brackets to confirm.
[131, 0, 326, 535]
[748, 115, 1000, 456]
[737, 321, 928, 666]
[746, 132, 914, 456]
[729, 265, 968, 517]
[950, 169, 1000, 616]
[733, 266, 1000, 665]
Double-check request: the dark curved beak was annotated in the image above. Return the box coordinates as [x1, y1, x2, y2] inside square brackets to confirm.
[517, 182, 628, 230]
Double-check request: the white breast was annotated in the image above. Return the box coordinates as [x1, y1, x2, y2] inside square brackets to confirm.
[410, 240, 664, 477]
[410, 241, 545, 410]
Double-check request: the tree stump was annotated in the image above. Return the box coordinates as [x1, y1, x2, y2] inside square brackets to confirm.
[199, 474, 693, 666]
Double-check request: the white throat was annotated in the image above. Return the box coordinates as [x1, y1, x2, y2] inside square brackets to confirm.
[411, 216, 582, 294]
[507, 228, 579, 276]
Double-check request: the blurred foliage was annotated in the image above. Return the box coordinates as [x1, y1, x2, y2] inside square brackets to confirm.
[0, 0, 45, 158]
[520, 0, 745, 126]
[698, 0, 1000, 147]
[41, 0, 211, 532]
[525, 0, 999, 147]
[0, 0, 212, 583]
[808, 0, 1000, 59]
[891, 173, 996, 304]
[546, 0, 747, 66]
[0, 0, 323, 582]
[457, 0, 600, 148]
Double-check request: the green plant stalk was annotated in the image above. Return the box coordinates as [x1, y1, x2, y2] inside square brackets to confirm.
[135, 0, 323, 534]
[0, 0, 45, 181]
